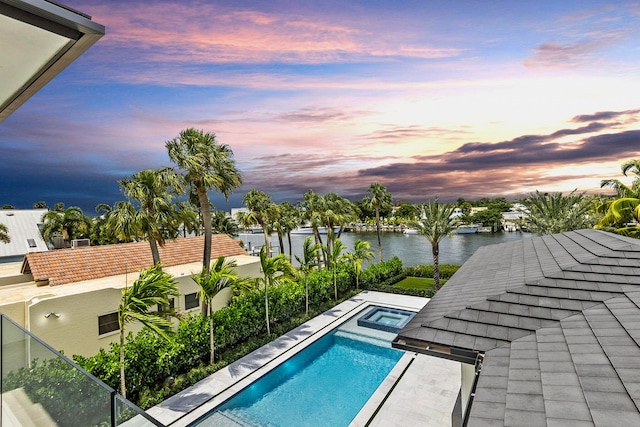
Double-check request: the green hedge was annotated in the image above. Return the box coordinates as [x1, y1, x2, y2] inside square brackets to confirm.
[404, 263, 460, 279]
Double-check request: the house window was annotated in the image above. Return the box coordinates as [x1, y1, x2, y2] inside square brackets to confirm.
[98, 312, 119, 335]
[157, 298, 175, 312]
[185, 293, 199, 310]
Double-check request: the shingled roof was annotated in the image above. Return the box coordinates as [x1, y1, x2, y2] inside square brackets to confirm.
[393, 229, 640, 425]
[21, 235, 246, 286]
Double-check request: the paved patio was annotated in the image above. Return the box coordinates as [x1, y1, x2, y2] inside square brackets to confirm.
[146, 291, 460, 426]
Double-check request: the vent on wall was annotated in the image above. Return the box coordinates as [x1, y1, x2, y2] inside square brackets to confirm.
[71, 239, 90, 248]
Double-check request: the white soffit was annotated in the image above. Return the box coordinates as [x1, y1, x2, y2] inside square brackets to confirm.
[0, 0, 105, 121]
[0, 13, 70, 104]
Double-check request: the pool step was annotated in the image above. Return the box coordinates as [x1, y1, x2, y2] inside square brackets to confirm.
[201, 409, 257, 426]
[333, 329, 391, 348]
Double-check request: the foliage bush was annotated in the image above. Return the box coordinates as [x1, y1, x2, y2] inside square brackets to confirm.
[3, 356, 113, 426]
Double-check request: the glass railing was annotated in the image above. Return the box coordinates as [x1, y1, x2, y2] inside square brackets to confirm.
[1, 314, 162, 427]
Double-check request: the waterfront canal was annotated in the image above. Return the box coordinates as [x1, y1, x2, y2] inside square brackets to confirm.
[238, 230, 532, 267]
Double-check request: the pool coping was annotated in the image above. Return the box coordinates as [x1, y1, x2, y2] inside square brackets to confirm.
[147, 291, 428, 426]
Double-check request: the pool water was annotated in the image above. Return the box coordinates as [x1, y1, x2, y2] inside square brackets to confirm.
[194, 308, 404, 426]
[357, 307, 416, 333]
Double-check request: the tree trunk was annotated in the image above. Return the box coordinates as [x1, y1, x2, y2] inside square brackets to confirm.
[287, 232, 293, 259]
[197, 184, 212, 272]
[149, 239, 161, 265]
[375, 206, 382, 262]
[277, 232, 285, 256]
[197, 184, 212, 314]
[305, 277, 309, 315]
[432, 244, 440, 291]
[262, 226, 270, 256]
[120, 328, 126, 399]
[265, 282, 271, 335]
[333, 269, 337, 302]
[209, 308, 215, 365]
[313, 228, 326, 266]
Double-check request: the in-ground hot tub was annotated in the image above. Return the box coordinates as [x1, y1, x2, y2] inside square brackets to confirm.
[357, 306, 416, 333]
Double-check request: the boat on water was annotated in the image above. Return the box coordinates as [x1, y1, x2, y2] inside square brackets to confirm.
[290, 226, 340, 235]
[454, 225, 479, 234]
[403, 229, 419, 235]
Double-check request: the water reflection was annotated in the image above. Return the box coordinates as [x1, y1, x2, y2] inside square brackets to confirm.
[237, 231, 531, 267]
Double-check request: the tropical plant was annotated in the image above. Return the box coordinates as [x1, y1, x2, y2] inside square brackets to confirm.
[301, 189, 327, 264]
[325, 239, 346, 301]
[241, 189, 278, 250]
[105, 201, 139, 243]
[32, 200, 49, 209]
[273, 201, 301, 258]
[119, 167, 183, 264]
[412, 199, 459, 291]
[596, 159, 640, 237]
[166, 128, 242, 277]
[210, 210, 239, 238]
[600, 159, 640, 198]
[367, 182, 392, 262]
[518, 190, 596, 235]
[117, 263, 179, 398]
[193, 257, 250, 364]
[40, 206, 92, 247]
[295, 237, 321, 314]
[256, 246, 296, 335]
[345, 239, 374, 290]
[0, 222, 9, 244]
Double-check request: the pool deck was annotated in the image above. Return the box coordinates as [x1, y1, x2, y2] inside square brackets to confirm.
[147, 291, 460, 426]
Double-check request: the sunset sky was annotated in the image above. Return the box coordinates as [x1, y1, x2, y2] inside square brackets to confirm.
[2, 0, 640, 212]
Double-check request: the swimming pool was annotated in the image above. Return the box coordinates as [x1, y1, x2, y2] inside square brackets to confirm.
[192, 306, 406, 426]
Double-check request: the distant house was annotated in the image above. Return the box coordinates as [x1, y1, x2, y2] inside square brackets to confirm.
[0, 234, 261, 356]
[394, 229, 640, 426]
[0, 209, 48, 263]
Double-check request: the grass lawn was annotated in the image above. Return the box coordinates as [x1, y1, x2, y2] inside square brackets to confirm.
[394, 276, 446, 290]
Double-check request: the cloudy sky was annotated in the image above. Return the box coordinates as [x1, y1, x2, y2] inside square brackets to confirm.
[2, 0, 640, 212]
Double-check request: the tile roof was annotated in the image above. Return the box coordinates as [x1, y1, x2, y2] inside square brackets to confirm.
[21, 235, 246, 286]
[393, 229, 640, 425]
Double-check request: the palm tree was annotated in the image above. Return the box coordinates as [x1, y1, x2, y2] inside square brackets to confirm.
[412, 199, 459, 291]
[193, 257, 249, 364]
[211, 210, 239, 238]
[0, 223, 9, 244]
[256, 246, 295, 335]
[273, 201, 300, 258]
[105, 201, 139, 243]
[596, 159, 640, 237]
[519, 190, 595, 235]
[600, 159, 640, 198]
[40, 206, 92, 247]
[173, 200, 201, 237]
[242, 189, 279, 251]
[345, 239, 374, 290]
[301, 190, 327, 265]
[325, 239, 346, 301]
[118, 264, 179, 398]
[367, 183, 392, 262]
[295, 237, 321, 315]
[119, 167, 183, 265]
[166, 128, 242, 276]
